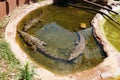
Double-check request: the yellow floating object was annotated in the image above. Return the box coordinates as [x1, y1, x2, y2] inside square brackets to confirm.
[80, 23, 87, 29]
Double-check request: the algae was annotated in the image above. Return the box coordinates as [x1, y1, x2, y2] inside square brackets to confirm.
[103, 14, 120, 52]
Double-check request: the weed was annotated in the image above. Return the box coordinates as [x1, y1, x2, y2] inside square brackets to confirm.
[17, 63, 35, 80]
[0, 40, 19, 67]
[0, 72, 8, 80]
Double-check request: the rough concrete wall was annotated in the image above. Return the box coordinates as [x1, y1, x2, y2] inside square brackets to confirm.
[0, 0, 31, 21]
[19, 0, 28, 6]
[7, 0, 17, 13]
[0, 1, 7, 21]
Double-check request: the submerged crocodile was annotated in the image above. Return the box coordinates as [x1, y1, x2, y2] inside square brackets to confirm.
[17, 30, 69, 61]
[23, 11, 43, 32]
[17, 30, 46, 51]
[68, 32, 86, 61]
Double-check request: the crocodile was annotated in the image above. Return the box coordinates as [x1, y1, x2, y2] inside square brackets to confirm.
[68, 32, 86, 61]
[17, 30, 70, 62]
[23, 11, 43, 32]
[17, 30, 46, 50]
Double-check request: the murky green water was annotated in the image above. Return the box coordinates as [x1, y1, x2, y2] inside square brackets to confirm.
[103, 14, 120, 52]
[16, 3, 106, 75]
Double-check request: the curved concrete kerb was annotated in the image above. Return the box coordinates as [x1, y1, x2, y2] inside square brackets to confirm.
[91, 4, 120, 79]
[4, 0, 120, 80]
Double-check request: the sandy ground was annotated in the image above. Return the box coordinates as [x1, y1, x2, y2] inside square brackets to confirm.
[4, 0, 120, 80]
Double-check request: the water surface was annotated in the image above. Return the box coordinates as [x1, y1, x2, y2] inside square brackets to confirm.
[16, 3, 106, 75]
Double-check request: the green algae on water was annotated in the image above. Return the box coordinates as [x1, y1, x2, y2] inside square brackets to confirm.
[103, 14, 120, 52]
